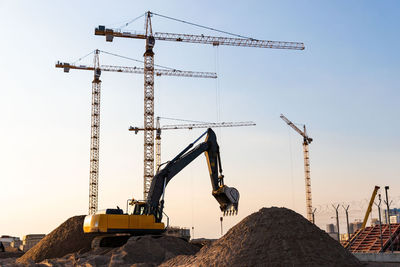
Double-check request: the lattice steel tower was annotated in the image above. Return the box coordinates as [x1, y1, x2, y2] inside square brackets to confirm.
[280, 114, 313, 222]
[143, 13, 156, 198]
[89, 49, 101, 214]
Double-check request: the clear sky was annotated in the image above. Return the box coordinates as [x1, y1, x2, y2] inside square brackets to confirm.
[0, 1, 399, 239]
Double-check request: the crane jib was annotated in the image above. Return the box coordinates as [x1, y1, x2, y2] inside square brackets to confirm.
[95, 27, 305, 50]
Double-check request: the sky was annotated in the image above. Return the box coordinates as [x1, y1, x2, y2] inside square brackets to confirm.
[0, 1, 399, 239]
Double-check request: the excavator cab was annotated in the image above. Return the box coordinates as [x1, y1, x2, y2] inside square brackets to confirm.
[131, 201, 147, 215]
[129, 199, 163, 223]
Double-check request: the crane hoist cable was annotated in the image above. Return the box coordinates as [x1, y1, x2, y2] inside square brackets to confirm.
[157, 116, 211, 124]
[117, 13, 146, 30]
[72, 50, 95, 64]
[151, 12, 254, 39]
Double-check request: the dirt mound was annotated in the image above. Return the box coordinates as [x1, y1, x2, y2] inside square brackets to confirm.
[14, 207, 363, 266]
[41, 235, 200, 266]
[162, 207, 362, 267]
[17, 215, 95, 264]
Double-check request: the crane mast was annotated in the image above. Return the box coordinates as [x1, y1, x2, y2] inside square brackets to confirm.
[89, 49, 101, 215]
[56, 49, 216, 213]
[95, 11, 304, 199]
[280, 114, 313, 222]
[129, 119, 256, 172]
[143, 12, 155, 198]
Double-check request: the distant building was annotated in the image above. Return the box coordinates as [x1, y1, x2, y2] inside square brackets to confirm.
[325, 224, 339, 241]
[349, 221, 363, 234]
[11, 239, 22, 249]
[20, 234, 45, 252]
[371, 218, 381, 226]
[326, 224, 336, 233]
[390, 215, 400, 224]
[0, 236, 21, 248]
[384, 208, 400, 224]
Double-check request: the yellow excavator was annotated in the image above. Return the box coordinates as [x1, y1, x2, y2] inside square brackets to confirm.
[83, 128, 239, 247]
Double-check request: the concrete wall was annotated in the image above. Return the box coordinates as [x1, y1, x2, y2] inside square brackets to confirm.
[354, 252, 400, 263]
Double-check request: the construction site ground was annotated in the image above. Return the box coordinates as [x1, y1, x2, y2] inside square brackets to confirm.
[1, 207, 397, 266]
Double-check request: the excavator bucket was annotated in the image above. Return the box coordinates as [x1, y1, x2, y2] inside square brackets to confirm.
[213, 185, 240, 216]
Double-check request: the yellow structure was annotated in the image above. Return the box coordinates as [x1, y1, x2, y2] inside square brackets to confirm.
[83, 208, 164, 234]
[361, 186, 380, 229]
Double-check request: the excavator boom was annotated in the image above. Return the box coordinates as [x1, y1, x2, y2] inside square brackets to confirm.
[147, 128, 239, 217]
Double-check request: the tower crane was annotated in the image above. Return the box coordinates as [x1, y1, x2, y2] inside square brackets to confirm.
[95, 11, 305, 199]
[129, 117, 256, 172]
[280, 114, 313, 222]
[56, 50, 216, 215]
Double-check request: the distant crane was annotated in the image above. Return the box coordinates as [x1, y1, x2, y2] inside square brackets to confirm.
[280, 114, 313, 222]
[129, 117, 256, 172]
[95, 11, 305, 198]
[56, 50, 216, 215]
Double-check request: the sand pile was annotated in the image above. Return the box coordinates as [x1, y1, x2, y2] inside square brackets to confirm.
[162, 207, 362, 267]
[17, 215, 95, 264]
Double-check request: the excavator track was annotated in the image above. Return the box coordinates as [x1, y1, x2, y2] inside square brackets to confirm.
[91, 234, 131, 249]
[90, 233, 168, 249]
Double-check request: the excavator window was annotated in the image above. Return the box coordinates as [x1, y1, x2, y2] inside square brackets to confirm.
[133, 204, 147, 215]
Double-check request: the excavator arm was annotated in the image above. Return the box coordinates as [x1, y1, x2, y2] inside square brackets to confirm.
[146, 128, 239, 220]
